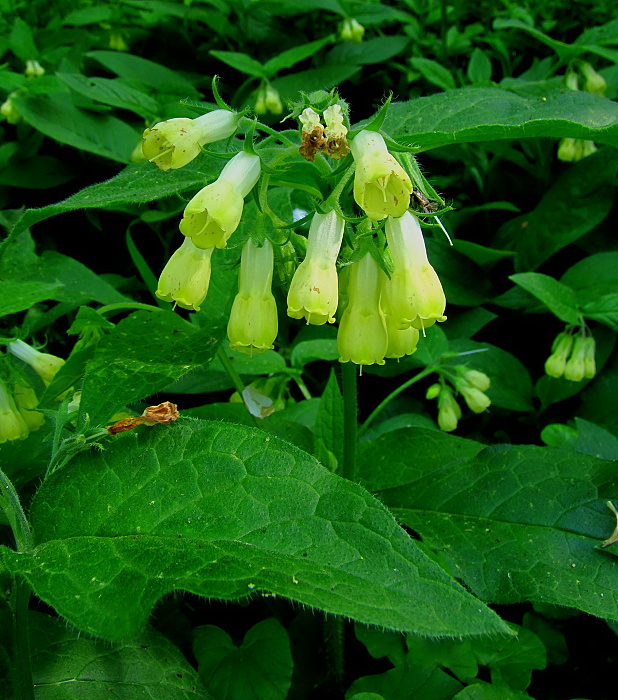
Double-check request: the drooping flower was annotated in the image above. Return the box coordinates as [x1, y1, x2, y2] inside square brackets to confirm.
[583, 336, 596, 379]
[13, 382, 44, 431]
[384, 211, 446, 331]
[564, 335, 587, 382]
[142, 109, 239, 171]
[287, 211, 345, 325]
[545, 331, 574, 378]
[8, 340, 65, 386]
[228, 239, 278, 355]
[179, 151, 261, 249]
[323, 105, 350, 160]
[437, 386, 461, 432]
[380, 270, 419, 359]
[255, 83, 283, 115]
[299, 107, 325, 162]
[350, 130, 412, 220]
[156, 237, 214, 311]
[0, 381, 29, 443]
[339, 18, 365, 43]
[581, 62, 607, 96]
[337, 252, 388, 366]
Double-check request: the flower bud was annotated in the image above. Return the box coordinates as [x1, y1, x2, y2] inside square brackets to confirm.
[339, 18, 365, 43]
[384, 211, 446, 330]
[456, 381, 491, 413]
[0, 96, 21, 124]
[425, 383, 442, 400]
[460, 368, 490, 392]
[156, 237, 214, 311]
[437, 387, 461, 432]
[228, 239, 278, 355]
[0, 382, 29, 443]
[180, 151, 261, 249]
[338, 253, 388, 366]
[564, 336, 587, 382]
[544, 332, 574, 378]
[583, 336, 596, 379]
[24, 59, 45, 79]
[142, 109, 239, 171]
[350, 130, 412, 220]
[287, 211, 345, 325]
[8, 340, 64, 386]
[581, 62, 606, 96]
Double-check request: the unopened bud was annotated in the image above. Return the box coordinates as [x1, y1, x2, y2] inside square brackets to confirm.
[340, 18, 365, 43]
[583, 336, 596, 380]
[425, 383, 442, 400]
[581, 62, 606, 96]
[460, 368, 490, 392]
[24, 59, 45, 79]
[564, 336, 586, 382]
[545, 332, 574, 378]
[437, 388, 461, 432]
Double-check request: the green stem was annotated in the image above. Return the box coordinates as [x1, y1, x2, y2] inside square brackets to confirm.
[97, 302, 166, 316]
[216, 347, 262, 430]
[341, 362, 358, 481]
[358, 367, 436, 438]
[0, 468, 35, 700]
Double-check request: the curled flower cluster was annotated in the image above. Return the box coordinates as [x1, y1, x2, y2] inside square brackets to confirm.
[545, 329, 596, 382]
[426, 368, 492, 432]
[146, 101, 447, 367]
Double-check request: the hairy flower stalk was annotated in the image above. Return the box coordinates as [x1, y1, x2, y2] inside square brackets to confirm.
[0, 381, 29, 443]
[8, 340, 65, 386]
[180, 151, 261, 249]
[384, 211, 446, 331]
[142, 109, 239, 171]
[337, 253, 388, 366]
[228, 239, 278, 355]
[156, 237, 214, 311]
[350, 130, 412, 220]
[287, 211, 345, 325]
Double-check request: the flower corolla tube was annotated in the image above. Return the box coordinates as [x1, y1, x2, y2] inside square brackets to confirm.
[180, 151, 261, 249]
[8, 340, 65, 386]
[0, 382, 29, 443]
[287, 211, 345, 325]
[337, 252, 388, 366]
[384, 211, 446, 331]
[156, 237, 214, 311]
[380, 270, 419, 359]
[142, 110, 239, 171]
[350, 130, 412, 220]
[228, 239, 278, 355]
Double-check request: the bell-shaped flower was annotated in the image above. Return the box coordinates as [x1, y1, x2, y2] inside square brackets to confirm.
[544, 331, 574, 378]
[380, 270, 419, 359]
[142, 109, 239, 171]
[437, 386, 461, 432]
[287, 211, 345, 325]
[583, 336, 596, 379]
[8, 339, 64, 386]
[385, 211, 446, 331]
[350, 130, 412, 220]
[323, 105, 350, 160]
[180, 151, 261, 249]
[564, 336, 587, 382]
[339, 18, 365, 43]
[337, 252, 388, 366]
[13, 382, 45, 432]
[228, 239, 278, 355]
[0, 382, 29, 443]
[455, 379, 491, 414]
[156, 237, 214, 311]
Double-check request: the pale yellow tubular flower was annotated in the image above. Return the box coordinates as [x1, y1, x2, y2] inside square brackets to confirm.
[13, 383, 45, 431]
[8, 340, 64, 386]
[350, 130, 412, 220]
[0, 382, 29, 443]
[385, 211, 446, 331]
[323, 104, 350, 159]
[228, 239, 278, 355]
[156, 237, 214, 311]
[180, 151, 261, 249]
[337, 252, 388, 366]
[583, 336, 596, 379]
[564, 336, 587, 382]
[380, 270, 419, 359]
[339, 18, 365, 43]
[545, 331, 574, 378]
[437, 387, 461, 432]
[287, 211, 345, 325]
[142, 109, 239, 171]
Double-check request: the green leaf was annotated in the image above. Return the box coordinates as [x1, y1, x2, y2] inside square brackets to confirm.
[313, 370, 344, 470]
[11, 92, 140, 164]
[494, 149, 618, 270]
[371, 442, 618, 621]
[326, 36, 410, 66]
[428, 239, 492, 306]
[61, 5, 114, 25]
[79, 310, 224, 424]
[383, 89, 618, 151]
[209, 51, 266, 79]
[0, 280, 62, 318]
[0, 155, 74, 189]
[9, 17, 38, 61]
[409, 58, 457, 91]
[1, 421, 510, 641]
[509, 272, 580, 324]
[272, 65, 361, 98]
[290, 339, 339, 368]
[542, 417, 618, 460]
[194, 619, 293, 700]
[264, 36, 332, 76]
[579, 353, 618, 434]
[57, 73, 160, 119]
[30, 612, 203, 698]
[452, 681, 532, 699]
[561, 252, 618, 307]
[467, 48, 493, 83]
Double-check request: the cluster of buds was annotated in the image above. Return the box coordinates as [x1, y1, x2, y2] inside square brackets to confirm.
[0, 340, 65, 443]
[545, 328, 596, 382]
[426, 368, 491, 432]
[254, 82, 283, 116]
[558, 63, 606, 162]
[144, 95, 447, 367]
[339, 18, 365, 43]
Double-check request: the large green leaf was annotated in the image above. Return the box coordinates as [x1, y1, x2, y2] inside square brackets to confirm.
[30, 612, 204, 699]
[360, 434, 618, 620]
[1, 421, 510, 641]
[383, 88, 618, 150]
[79, 310, 224, 425]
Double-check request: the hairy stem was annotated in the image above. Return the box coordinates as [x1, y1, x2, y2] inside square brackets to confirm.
[341, 362, 358, 481]
[216, 347, 262, 430]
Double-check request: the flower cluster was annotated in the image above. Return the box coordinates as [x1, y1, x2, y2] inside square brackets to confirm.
[145, 97, 447, 367]
[426, 368, 491, 432]
[545, 328, 596, 382]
